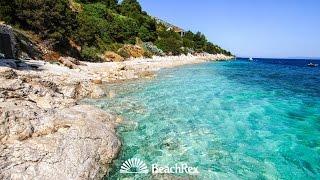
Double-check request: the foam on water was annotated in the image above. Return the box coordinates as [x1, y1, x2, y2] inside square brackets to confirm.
[85, 59, 320, 179]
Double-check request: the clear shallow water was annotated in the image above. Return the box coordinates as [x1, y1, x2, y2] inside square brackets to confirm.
[85, 59, 320, 179]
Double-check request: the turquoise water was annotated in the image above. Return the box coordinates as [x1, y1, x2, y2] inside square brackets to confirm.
[85, 59, 320, 179]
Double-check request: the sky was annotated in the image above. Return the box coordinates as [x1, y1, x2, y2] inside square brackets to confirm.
[138, 0, 320, 58]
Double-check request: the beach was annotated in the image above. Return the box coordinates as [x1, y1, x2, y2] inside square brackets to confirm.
[0, 54, 232, 179]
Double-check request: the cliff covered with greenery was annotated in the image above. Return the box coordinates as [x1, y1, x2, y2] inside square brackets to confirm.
[0, 0, 232, 61]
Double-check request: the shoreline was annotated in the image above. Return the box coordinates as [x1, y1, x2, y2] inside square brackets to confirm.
[60, 54, 233, 84]
[0, 54, 233, 179]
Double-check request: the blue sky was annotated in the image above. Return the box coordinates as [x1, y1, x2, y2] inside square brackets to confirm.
[138, 0, 320, 58]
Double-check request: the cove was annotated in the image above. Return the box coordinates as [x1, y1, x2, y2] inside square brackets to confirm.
[85, 59, 320, 179]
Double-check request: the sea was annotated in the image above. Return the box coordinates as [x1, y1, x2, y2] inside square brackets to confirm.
[84, 58, 320, 179]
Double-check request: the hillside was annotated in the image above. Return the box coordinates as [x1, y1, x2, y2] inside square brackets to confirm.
[0, 0, 232, 62]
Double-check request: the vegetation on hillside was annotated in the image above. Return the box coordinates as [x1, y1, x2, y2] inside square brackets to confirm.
[0, 0, 232, 61]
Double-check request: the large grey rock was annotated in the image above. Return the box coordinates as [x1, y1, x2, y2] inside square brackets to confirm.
[0, 25, 17, 59]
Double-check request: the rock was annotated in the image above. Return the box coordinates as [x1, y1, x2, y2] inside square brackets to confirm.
[102, 51, 124, 62]
[108, 90, 116, 98]
[115, 116, 123, 124]
[0, 77, 27, 99]
[60, 56, 86, 66]
[0, 24, 17, 59]
[118, 65, 127, 71]
[60, 85, 78, 99]
[58, 56, 78, 69]
[42, 52, 60, 62]
[0, 101, 39, 142]
[0, 67, 17, 79]
[38, 80, 59, 93]
[0, 105, 121, 180]
[143, 42, 165, 56]
[28, 94, 54, 109]
[0, 60, 126, 179]
[92, 79, 102, 84]
[121, 70, 136, 79]
[90, 85, 106, 98]
[139, 71, 155, 78]
[13, 29, 43, 60]
[118, 45, 144, 59]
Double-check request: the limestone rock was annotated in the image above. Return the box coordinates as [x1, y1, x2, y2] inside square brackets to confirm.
[139, 71, 155, 78]
[42, 52, 61, 62]
[0, 66, 120, 179]
[102, 51, 124, 62]
[0, 67, 17, 79]
[118, 45, 144, 59]
[92, 79, 102, 85]
[28, 94, 54, 109]
[90, 85, 106, 98]
[58, 56, 78, 69]
[59, 56, 86, 66]
[0, 105, 121, 180]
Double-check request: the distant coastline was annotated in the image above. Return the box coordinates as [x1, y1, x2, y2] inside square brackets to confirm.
[237, 57, 320, 60]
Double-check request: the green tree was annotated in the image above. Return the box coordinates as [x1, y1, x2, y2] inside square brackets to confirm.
[182, 31, 196, 49]
[74, 3, 112, 47]
[205, 42, 219, 54]
[77, 0, 118, 9]
[138, 23, 157, 42]
[119, 0, 142, 17]
[193, 32, 207, 52]
[0, 0, 15, 23]
[0, 0, 233, 60]
[102, 0, 118, 9]
[2, 0, 76, 44]
[109, 15, 139, 44]
[155, 30, 183, 55]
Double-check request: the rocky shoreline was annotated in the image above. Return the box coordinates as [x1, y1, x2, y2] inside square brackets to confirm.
[0, 54, 233, 179]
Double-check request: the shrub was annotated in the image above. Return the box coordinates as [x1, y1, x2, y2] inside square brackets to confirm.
[143, 42, 164, 56]
[106, 43, 123, 52]
[1, 0, 76, 44]
[117, 48, 131, 59]
[143, 50, 153, 58]
[155, 30, 183, 55]
[74, 3, 112, 46]
[81, 46, 100, 62]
